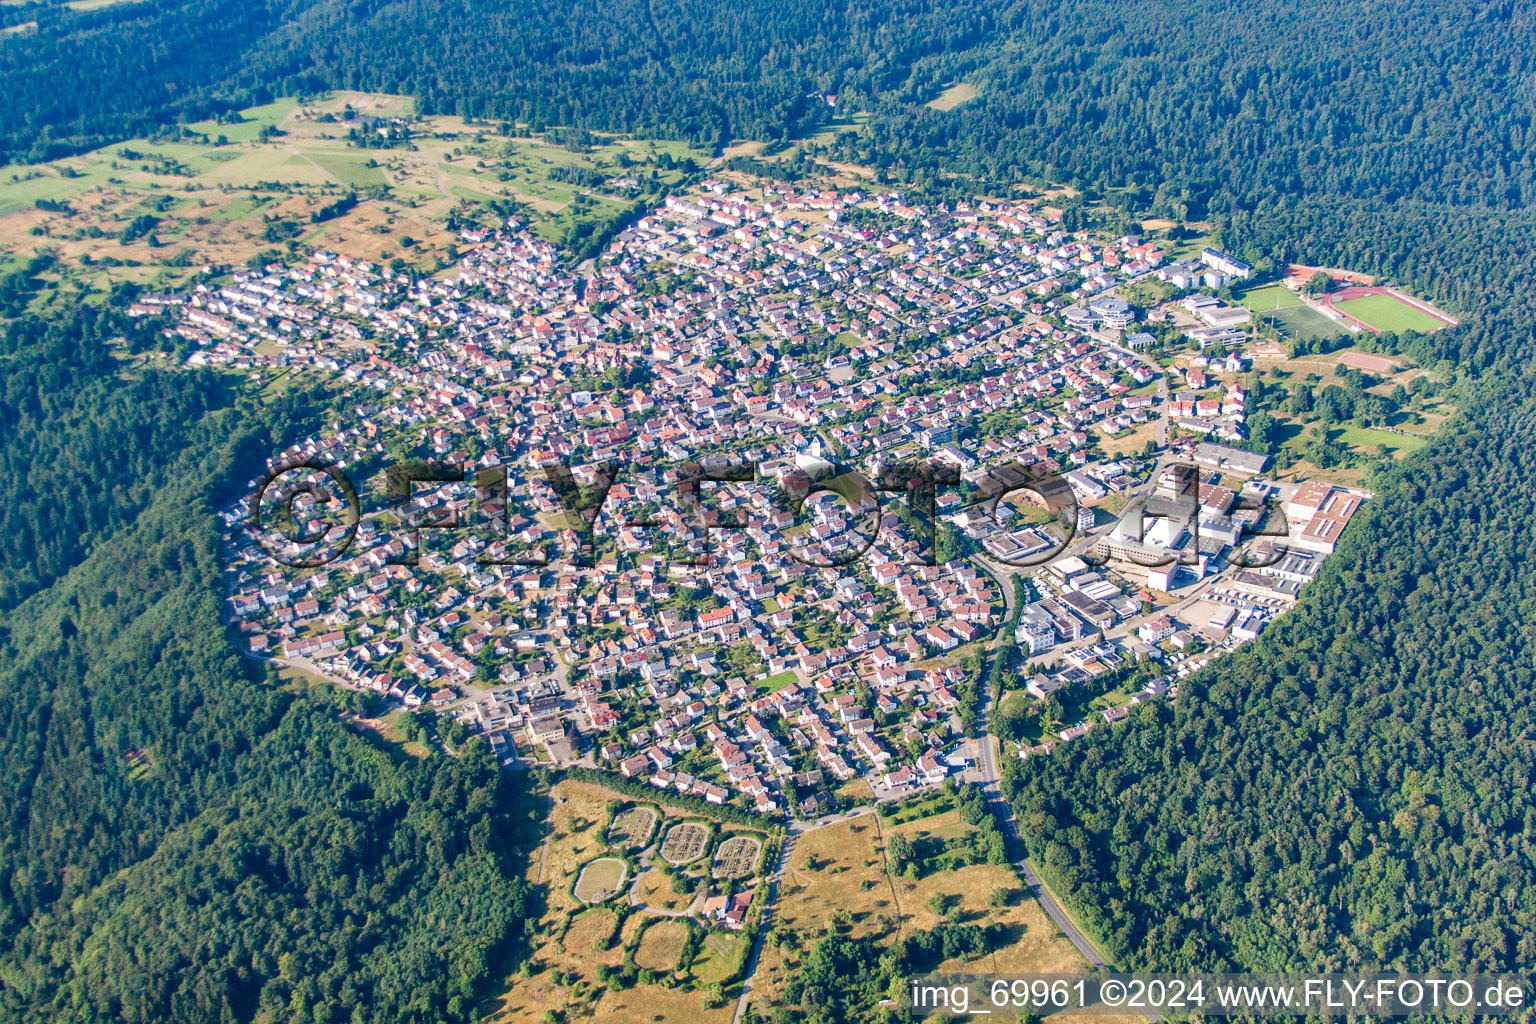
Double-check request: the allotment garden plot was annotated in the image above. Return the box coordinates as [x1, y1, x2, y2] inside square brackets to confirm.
[659, 822, 709, 865]
[607, 806, 658, 850]
[712, 834, 763, 879]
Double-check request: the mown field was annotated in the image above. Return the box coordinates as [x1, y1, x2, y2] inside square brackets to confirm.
[1335, 292, 1448, 333]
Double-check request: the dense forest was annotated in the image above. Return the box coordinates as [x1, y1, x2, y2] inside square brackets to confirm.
[5, 0, 1536, 1015]
[0, 301, 541, 1022]
[0, 274, 232, 610]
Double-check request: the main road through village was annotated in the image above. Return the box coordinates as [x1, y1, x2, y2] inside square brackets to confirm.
[728, 555, 1110, 1024]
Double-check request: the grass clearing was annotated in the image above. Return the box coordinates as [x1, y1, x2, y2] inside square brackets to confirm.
[64, 0, 151, 10]
[1099, 418, 1160, 457]
[690, 932, 743, 984]
[1335, 425, 1429, 457]
[926, 83, 978, 111]
[634, 920, 691, 972]
[561, 908, 622, 961]
[634, 869, 695, 912]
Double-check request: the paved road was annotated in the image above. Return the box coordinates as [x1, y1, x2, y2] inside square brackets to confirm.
[972, 655, 1110, 970]
[731, 829, 796, 1024]
[920, 538, 1111, 968]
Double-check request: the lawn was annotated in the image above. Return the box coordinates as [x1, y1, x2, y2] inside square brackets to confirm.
[1335, 425, 1429, 457]
[758, 669, 798, 693]
[881, 791, 955, 826]
[1335, 293, 1447, 333]
[573, 857, 629, 903]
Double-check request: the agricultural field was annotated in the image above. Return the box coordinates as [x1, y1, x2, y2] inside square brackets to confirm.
[574, 857, 629, 903]
[1334, 292, 1449, 333]
[0, 90, 709, 294]
[607, 806, 658, 850]
[712, 835, 763, 879]
[660, 822, 710, 865]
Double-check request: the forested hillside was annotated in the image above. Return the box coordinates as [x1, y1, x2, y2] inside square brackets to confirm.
[0, 274, 233, 610]
[1008, 391, 1536, 971]
[4, 0, 1534, 211]
[0, 307, 540, 1023]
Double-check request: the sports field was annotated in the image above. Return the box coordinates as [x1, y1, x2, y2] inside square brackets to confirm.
[1262, 303, 1350, 345]
[1237, 285, 1301, 311]
[1334, 293, 1447, 333]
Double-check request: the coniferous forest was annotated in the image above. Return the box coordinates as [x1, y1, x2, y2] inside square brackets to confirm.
[3, 0, 1536, 1019]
